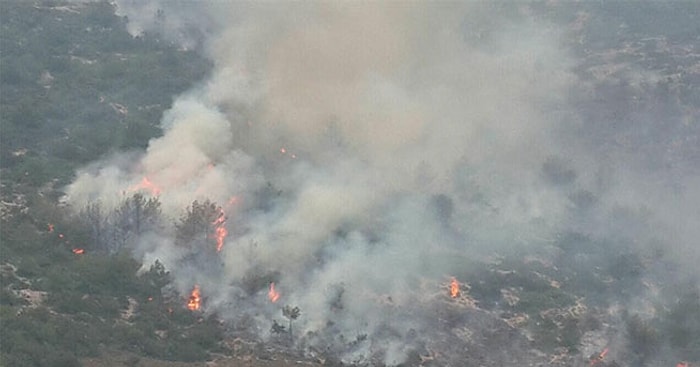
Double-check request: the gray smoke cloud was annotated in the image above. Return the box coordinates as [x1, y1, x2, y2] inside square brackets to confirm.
[65, 2, 700, 364]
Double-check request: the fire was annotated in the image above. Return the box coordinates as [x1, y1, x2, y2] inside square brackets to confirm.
[279, 147, 297, 159]
[589, 348, 609, 366]
[212, 207, 227, 252]
[677, 363, 689, 367]
[214, 226, 228, 252]
[130, 176, 161, 196]
[599, 348, 608, 359]
[187, 285, 201, 311]
[268, 282, 280, 303]
[47, 223, 54, 232]
[450, 277, 460, 298]
[72, 248, 85, 254]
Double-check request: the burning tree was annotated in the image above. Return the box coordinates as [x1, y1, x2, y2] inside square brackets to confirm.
[187, 285, 201, 311]
[175, 199, 226, 252]
[268, 282, 280, 303]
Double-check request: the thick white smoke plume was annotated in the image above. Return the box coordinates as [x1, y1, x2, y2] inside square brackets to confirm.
[66, 2, 700, 364]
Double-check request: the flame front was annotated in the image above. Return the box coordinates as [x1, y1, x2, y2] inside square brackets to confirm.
[187, 285, 201, 311]
[47, 223, 54, 233]
[212, 207, 227, 252]
[450, 277, 460, 298]
[589, 348, 609, 366]
[72, 248, 85, 254]
[268, 282, 280, 303]
[130, 176, 161, 196]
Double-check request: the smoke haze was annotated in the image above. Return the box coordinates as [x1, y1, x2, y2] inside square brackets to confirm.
[66, 2, 700, 364]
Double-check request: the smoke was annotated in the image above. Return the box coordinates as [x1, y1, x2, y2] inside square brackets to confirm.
[65, 1, 700, 364]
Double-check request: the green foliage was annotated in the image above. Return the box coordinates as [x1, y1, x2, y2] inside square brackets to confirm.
[0, 307, 101, 366]
[0, 288, 28, 307]
[141, 260, 171, 294]
[0, 2, 221, 365]
[0, 1, 210, 188]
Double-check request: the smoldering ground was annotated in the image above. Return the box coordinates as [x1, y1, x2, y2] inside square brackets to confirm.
[65, 2, 700, 365]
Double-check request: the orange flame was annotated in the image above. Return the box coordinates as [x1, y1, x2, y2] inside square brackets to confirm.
[187, 285, 201, 311]
[279, 147, 297, 159]
[47, 223, 54, 233]
[72, 248, 85, 254]
[268, 282, 280, 303]
[214, 227, 228, 252]
[130, 176, 161, 196]
[676, 362, 689, 367]
[450, 277, 460, 298]
[211, 207, 228, 252]
[589, 348, 609, 366]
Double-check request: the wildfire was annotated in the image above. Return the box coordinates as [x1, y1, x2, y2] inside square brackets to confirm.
[47, 223, 54, 232]
[130, 176, 161, 196]
[187, 285, 201, 311]
[450, 277, 460, 298]
[72, 248, 85, 254]
[677, 362, 689, 367]
[589, 348, 609, 366]
[268, 282, 280, 303]
[279, 147, 297, 159]
[212, 207, 228, 252]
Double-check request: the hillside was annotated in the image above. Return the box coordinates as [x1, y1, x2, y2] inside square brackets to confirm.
[2, 2, 699, 367]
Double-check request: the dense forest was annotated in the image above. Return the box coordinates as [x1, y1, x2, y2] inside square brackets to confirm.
[1, 1, 699, 367]
[1, 2, 225, 366]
